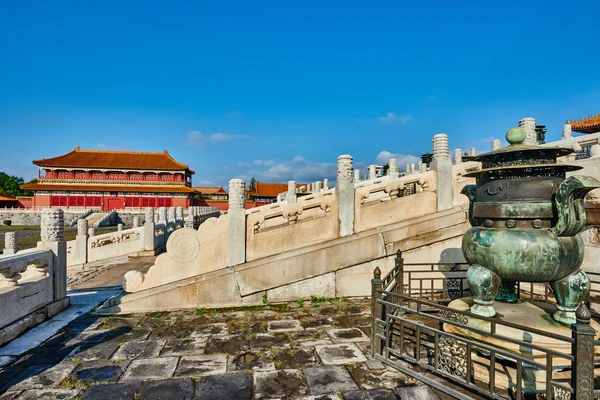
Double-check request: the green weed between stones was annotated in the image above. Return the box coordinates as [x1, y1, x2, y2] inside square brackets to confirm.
[195, 308, 206, 316]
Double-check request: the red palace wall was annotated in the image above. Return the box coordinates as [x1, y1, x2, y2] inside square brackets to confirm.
[34, 194, 190, 211]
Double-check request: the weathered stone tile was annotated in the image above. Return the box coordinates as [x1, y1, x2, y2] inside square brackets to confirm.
[195, 373, 252, 400]
[346, 364, 407, 390]
[108, 327, 153, 342]
[80, 382, 142, 400]
[14, 388, 81, 399]
[147, 325, 195, 339]
[395, 385, 440, 399]
[267, 320, 303, 333]
[71, 361, 127, 385]
[315, 344, 367, 365]
[304, 365, 359, 395]
[272, 347, 320, 370]
[7, 363, 76, 391]
[341, 388, 398, 399]
[120, 357, 178, 382]
[173, 355, 227, 377]
[97, 316, 141, 330]
[137, 378, 194, 400]
[9, 347, 72, 368]
[245, 321, 268, 334]
[253, 369, 308, 399]
[249, 333, 289, 350]
[299, 317, 334, 329]
[227, 351, 275, 372]
[62, 330, 118, 347]
[204, 335, 249, 355]
[66, 341, 121, 362]
[190, 323, 229, 338]
[161, 338, 206, 356]
[0, 391, 21, 400]
[295, 395, 342, 400]
[327, 328, 369, 343]
[112, 339, 166, 360]
[332, 314, 370, 329]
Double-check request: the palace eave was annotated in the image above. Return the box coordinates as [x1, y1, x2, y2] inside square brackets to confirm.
[568, 114, 600, 134]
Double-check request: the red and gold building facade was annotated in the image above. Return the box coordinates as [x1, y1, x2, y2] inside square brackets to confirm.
[21, 147, 196, 210]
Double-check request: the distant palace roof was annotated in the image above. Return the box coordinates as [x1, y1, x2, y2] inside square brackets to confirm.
[20, 183, 196, 194]
[0, 194, 17, 202]
[248, 182, 306, 198]
[193, 186, 228, 195]
[567, 114, 600, 134]
[33, 147, 194, 173]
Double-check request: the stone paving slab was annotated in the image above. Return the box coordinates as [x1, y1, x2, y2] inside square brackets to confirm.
[120, 357, 178, 382]
[228, 351, 275, 372]
[304, 365, 359, 395]
[15, 388, 81, 399]
[315, 343, 367, 365]
[7, 363, 76, 391]
[254, 369, 309, 399]
[71, 360, 128, 385]
[327, 328, 370, 343]
[174, 354, 227, 377]
[138, 378, 195, 400]
[79, 382, 142, 400]
[195, 373, 253, 400]
[111, 339, 166, 360]
[342, 388, 399, 399]
[267, 319, 304, 332]
[161, 338, 206, 356]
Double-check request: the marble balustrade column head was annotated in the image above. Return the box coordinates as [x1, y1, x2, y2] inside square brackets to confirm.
[41, 208, 64, 242]
[519, 117, 537, 146]
[337, 155, 355, 237]
[88, 227, 96, 237]
[323, 178, 329, 190]
[492, 140, 502, 151]
[354, 169, 361, 183]
[117, 223, 124, 231]
[4, 232, 17, 255]
[132, 215, 140, 228]
[388, 158, 399, 179]
[227, 178, 246, 267]
[470, 147, 477, 157]
[288, 180, 297, 204]
[454, 149, 462, 164]
[145, 207, 155, 224]
[368, 165, 377, 180]
[158, 207, 167, 223]
[405, 164, 410, 175]
[176, 206, 184, 220]
[167, 207, 176, 222]
[77, 219, 88, 236]
[410, 163, 416, 174]
[431, 134, 453, 211]
[562, 123, 572, 140]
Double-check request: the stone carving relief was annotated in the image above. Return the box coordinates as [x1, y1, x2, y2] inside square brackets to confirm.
[41, 208, 64, 242]
[90, 231, 140, 248]
[579, 226, 600, 247]
[432, 134, 450, 161]
[4, 232, 16, 250]
[337, 155, 353, 183]
[229, 179, 246, 209]
[77, 219, 88, 236]
[145, 207, 155, 222]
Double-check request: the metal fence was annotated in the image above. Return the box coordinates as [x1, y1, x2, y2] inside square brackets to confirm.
[370, 251, 597, 399]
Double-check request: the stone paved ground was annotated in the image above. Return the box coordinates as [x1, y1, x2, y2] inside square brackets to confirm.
[0, 298, 439, 400]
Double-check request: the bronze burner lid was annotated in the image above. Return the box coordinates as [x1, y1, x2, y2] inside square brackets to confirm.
[463, 126, 582, 178]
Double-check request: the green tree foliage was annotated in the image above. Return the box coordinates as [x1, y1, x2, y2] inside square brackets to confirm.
[0, 172, 36, 197]
[249, 177, 257, 192]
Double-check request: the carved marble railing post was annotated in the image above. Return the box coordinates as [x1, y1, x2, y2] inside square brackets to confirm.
[405, 164, 411, 176]
[158, 207, 167, 223]
[41, 208, 67, 301]
[492, 140, 502, 151]
[354, 169, 361, 183]
[143, 207, 155, 251]
[562, 123, 572, 140]
[368, 165, 377, 180]
[337, 155, 354, 237]
[470, 147, 477, 157]
[132, 215, 140, 228]
[88, 227, 96, 237]
[388, 158, 399, 179]
[519, 117, 537, 146]
[228, 179, 246, 267]
[315, 181, 322, 193]
[431, 134, 453, 211]
[323, 178, 329, 190]
[454, 149, 462, 164]
[117, 223, 123, 231]
[154, 208, 160, 223]
[288, 181, 297, 204]
[419, 161, 426, 173]
[410, 163, 416, 175]
[167, 207, 176, 224]
[3, 232, 17, 255]
[75, 218, 88, 265]
[176, 206, 184, 223]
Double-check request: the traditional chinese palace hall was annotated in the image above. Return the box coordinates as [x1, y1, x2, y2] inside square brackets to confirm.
[21, 147, 196, 210]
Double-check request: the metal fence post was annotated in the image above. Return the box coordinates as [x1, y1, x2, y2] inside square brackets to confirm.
[571, 304, 595, 400]
[371, 266, 383, 358]
[395, 249, 404, 297]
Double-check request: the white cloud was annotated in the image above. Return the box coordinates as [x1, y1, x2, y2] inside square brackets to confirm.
[377, 113, 412, 125]
[186, 131, 249, 145]
[237, 159, 276, 168]
[360, 113, 412, 125]
[375, 151, 420, 168]
[194, 179, 215, 186]
[238, 156, 336, 183]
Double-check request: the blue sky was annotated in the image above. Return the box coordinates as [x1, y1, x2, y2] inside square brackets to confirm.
[1, 1, 599, 186]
